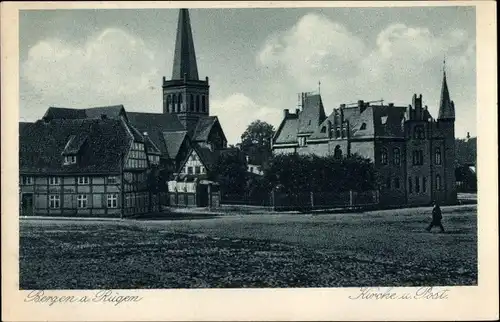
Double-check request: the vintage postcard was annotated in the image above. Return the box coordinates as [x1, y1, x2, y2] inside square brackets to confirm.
[1, 1, 498, 321]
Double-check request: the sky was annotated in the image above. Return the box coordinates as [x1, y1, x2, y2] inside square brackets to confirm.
[19, 6, 476, 144]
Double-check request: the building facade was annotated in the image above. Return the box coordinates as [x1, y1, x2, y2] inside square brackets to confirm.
[272, 71, 457, 206]
[19, 110, 162, 217]
[19, 8, 231, 215]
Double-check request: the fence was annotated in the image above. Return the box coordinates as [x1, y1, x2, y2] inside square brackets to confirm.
[221, 190, 380, 211]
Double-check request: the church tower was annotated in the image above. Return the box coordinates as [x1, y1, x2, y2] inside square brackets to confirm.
[163, 8, 210, 133]
[436, 63, 457, 205]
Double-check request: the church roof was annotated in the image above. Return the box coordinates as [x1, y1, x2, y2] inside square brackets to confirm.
[192, 116, 220, 141]
[171, 8, 199, 80]
[19, 119, 132, 174]
[438, 71, 455, 120]
[162, 130, 189, 159]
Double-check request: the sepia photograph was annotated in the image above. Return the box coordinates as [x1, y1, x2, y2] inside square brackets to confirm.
[2, 1, 498, 321]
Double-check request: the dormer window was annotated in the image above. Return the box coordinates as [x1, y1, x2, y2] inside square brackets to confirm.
[64, 155, 76, 165]
[360, 123, 367, 130]
[320, 126, 326, 133]
[381, 116, 388, 125]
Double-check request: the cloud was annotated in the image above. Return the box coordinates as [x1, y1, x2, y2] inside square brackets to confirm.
[211, 93, 282, 145]
[255, 15, 476, 137]
[257, 13, 366, 88]
[21, 28, 163, 119]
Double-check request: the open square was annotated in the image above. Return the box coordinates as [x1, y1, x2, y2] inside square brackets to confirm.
[20, 205, 477, 289]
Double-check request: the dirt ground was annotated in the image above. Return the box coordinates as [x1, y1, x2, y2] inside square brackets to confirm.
[19, 205, 477, 289]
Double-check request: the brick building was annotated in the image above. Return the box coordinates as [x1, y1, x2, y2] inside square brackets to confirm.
[272, 70, 457, 206]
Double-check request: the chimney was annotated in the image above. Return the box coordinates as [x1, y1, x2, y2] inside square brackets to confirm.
[340, 104, 346, 108]
[465, 132, 470, 142]
[283, 109, 289, 118]
[183, 73, 187, 82]
[295, 109, 300, 115]
[388, 103, 394, 107]
[358, 100, 366, 113]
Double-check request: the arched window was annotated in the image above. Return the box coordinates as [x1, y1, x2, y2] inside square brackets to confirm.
[435, 147, 442, 165]
[341, 125, 346, 138]
[172, 94, 177, 112]
[190, 94, 194, 111]
[409, 178, 413, 193]
[320, 126, 326, 133]
[436, 175, 441, 190]
[394, 177, 400, 189]
[423, 177, 427, 192]
[414, 125, 425, 139]
[335, 127, 341, 137]
[202, 96, 206, 112]
[393, 148, 401, 165]
[166, 95, 172, 113]
[415, 176, 420, 193]
[178, 94, 183, 111]
[196, 95, 200, 112]
[381, 148, 388, 165]
[334, 145, 342, 159]
[360, 123, 367, 130]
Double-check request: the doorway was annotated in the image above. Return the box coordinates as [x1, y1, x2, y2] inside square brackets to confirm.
[21, 193, 34, 216]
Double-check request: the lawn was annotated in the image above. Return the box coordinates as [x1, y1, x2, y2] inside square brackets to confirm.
[19, 205, 477, 289]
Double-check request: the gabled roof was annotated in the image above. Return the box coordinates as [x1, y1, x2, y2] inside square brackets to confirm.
[126, 112, 185, 158]
[19, 119, 132, 174]
[298, 94, 326, 134]
[192, 116, 226, 142]
[273, 115, 299, 144]
[162, 130, 189, 159]
[43, 105, 127, 121]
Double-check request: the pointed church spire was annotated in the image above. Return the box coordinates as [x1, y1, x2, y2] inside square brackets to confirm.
[438, 59, 455, 120]
[171, 8, 199, 80]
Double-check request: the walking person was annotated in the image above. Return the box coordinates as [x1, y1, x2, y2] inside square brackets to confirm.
[426, 201, 445, 233]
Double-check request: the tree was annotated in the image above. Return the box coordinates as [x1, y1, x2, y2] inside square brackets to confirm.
[240, 120, 275, 165]
[210, 150, 248, 196]
[262, 153, 378, 193]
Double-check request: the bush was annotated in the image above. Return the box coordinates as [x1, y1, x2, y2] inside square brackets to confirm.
[262, 153, 378, 193]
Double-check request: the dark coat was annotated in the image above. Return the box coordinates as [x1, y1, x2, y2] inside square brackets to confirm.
[432, 205, 442, 222]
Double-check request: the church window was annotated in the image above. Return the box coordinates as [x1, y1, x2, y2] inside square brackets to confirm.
[178, 94, 183, 111]
[202, 96, 206, 112]
[167, 95, 172, 113]
[381, 148, 388, 165]
[435, 147, 442, 165]
[415, 176, 420, 193]
[171, 94, 177, 112]
[408, 178, 413, 193]
[190, 94, 194, 111]
[335, 127, 341, 138]
[414, 125, 425, 139]
[334, 145, 342, 159]
[393, 148, 401, 165]
[341, 125, 346, 138]
[320, 126, 326, 133]
[196, 95, 200, 112]
[360, 123, 367, 130]
[436, 175, 441, 190]
[423, 177, 427, 192]
[412, 150, 423, 165]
